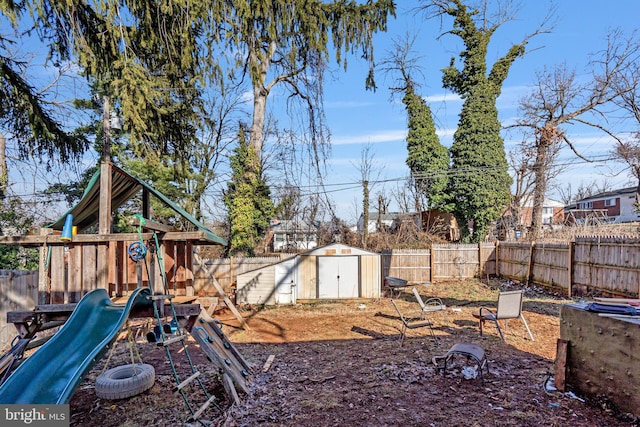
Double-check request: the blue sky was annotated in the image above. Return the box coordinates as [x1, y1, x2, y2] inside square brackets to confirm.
[6, 1, 640, 226]
[314, 0, 640, 220]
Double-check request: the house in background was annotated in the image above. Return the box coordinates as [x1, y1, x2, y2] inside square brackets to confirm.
[498, 197, 565, 239]
[356, 210, 460, 240]
[268, 219, 319, 252]
[567, 186, 640, 224]
[356, 211, 421, 234]
[501, 197, 565, 228]
[522, 197, 565, 226]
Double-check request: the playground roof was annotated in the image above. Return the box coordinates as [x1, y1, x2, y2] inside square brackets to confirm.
[47, 163, 226, 245]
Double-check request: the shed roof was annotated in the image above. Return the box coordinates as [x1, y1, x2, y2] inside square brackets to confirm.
[301, 242, 378, 256]
[576, 186, 637, 203]
[47, 163, 226, 245]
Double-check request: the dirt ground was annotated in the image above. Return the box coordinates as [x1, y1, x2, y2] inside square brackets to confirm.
[68, 278, 639, 426]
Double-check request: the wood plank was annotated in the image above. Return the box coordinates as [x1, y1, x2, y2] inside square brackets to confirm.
[193, 252, 250, 330]
[115, 241, 125, 295]
[50, 246, 65, 304]
[222, 372, 240, 405]
[129, 216, 179, 233]
[190, 322, 249, 395]
[262, 355, 275, 373]
[554, 339, 568, 391]
[164, 241, 176, 289]
[99, 161, 112, 235]
[176, 242, 187, 291]
[108, 240, 117, 296]
[8, 303, 201, 323]
[125, 240, 139, 288]
[68, 244, 82, 303]
[83, 244, 98, 292]
[111, 295, 197, 304]
[38, 240, 50, 305]
[97, 243, 109, 292]
[197, 310, 250, 371]
[186, 241, 194, 296]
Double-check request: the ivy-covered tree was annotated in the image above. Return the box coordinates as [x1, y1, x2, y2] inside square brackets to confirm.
[403, 86, 450, 210]
[380, 34, 449, 212]
[422, 0, 551, 242]
[223, 128, 274, 256]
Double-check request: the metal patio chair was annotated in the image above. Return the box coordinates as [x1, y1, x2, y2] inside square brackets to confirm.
[474, 290, 534, 342]
[412, 287, 448, 325]
[390, 299, 435, 347]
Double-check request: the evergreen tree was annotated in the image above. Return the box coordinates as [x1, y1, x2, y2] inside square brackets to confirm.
[0, 198, 38, 269]
[224, 129, 274, 256]
[403, 85, 450, 210]
[0, 3, 88, 174]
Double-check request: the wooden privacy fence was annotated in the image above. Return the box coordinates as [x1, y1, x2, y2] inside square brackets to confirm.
[3, 236, 639, 348]
[192, 256, 284, 295]
[573, 236, 640, 297]
[381, 243, 496, 283]
[0, 270, 38, 350]
[382, 237, 639, 298]
[498, 237, 640, 297]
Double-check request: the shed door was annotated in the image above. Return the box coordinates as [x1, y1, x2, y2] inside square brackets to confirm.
[275, 259, 296, 304]
[318, 256, 359, 298]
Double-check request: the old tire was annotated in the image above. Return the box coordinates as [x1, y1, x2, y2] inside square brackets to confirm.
[95, 363, 155, 400]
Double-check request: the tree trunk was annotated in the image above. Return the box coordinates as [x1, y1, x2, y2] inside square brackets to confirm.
[0, 133, 6, 200]
[530, 139, 550, 240]
[248, 40, 276, 162]
[250, 87, 267, 158]
[362, 180, 369, 249]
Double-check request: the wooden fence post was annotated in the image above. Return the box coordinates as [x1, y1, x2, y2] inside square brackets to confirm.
[230, 256, 235, 291]
[429, 246, 435, 283]
[495, 241, 500, 277]
[568, 241, 574, 297]
[526, 241, 536, 285]
[478, 243, 483, 278]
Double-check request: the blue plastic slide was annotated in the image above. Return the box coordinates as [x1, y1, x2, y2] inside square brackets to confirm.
[0, 287, 152, 403]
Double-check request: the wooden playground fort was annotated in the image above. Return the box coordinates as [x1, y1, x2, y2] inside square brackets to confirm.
[0, 162, 251, 422]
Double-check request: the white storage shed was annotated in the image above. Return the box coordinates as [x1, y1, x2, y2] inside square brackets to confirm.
[235, 243, 381, 305]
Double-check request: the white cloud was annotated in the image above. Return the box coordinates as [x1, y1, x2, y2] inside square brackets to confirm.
[331, 129, 407, 145]
[425, 93, 462, 103]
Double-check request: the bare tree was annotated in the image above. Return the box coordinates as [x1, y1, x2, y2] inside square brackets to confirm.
[557, 180, 614, 206]
[610, 30, 640, 209]
[512, 30, 640, 239]
[505, 131, 563, 232]
[393, 179, 424, 214]
[614, 139, 640, 191]
[352, 145, 384, 249]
